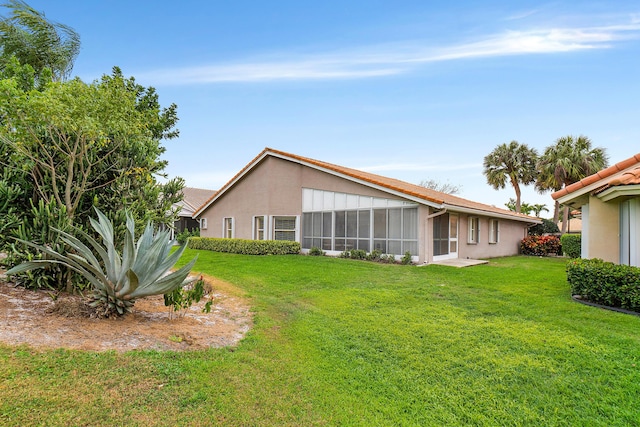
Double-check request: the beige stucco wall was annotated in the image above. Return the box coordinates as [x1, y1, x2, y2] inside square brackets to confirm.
[457, 215, 529, 259]
[199, 156, 411, 240]
[199, 155, 533, 263]
[586, 194, 620, 263]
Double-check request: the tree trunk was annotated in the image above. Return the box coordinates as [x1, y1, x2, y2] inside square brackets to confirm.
[553, 200, 560, 225]
[560, 205, 570, 234]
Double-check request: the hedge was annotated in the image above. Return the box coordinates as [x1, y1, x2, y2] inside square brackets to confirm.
[187, 237, 301, 255]
[567, 258, 640, 312]
[560, 234, 581, 258]
[520, 235, 561, 256]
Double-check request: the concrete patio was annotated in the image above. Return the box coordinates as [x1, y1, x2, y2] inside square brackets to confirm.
[428, 258, 489, 268]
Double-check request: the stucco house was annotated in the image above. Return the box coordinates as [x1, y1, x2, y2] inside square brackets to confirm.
[193, 148, 540, 264]
[552, 153, 640, 267]
[173, 187, 217, 234]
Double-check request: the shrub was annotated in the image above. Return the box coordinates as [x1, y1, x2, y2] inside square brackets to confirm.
[188, 237, 301, 255]
[164, 275, 212, 319]
[529, 219, 559, 235]
[176, 228, 200, 245]
[567, 259, 640, 312]
[4, 200, 76, 291]
[560, 234, 581, 258]
[6, 208, 197, 317]
[520, 235, 561, 256]
[367, 249, 382, 262]
[401, 251, 413, 265]
[308, 246, 324, 256]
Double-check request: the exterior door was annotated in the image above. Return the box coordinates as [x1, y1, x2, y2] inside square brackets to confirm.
[433, 213, 458, 261]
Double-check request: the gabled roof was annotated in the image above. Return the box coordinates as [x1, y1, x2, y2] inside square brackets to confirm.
[552, 153, 640, 203]
[176, 187, 217, 217]
[193, 148, 540, 223]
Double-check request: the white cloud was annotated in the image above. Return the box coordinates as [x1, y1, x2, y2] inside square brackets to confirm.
[136, 18, 640, 85]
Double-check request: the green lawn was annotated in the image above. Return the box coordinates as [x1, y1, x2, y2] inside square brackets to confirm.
[1, 253, 639, 426]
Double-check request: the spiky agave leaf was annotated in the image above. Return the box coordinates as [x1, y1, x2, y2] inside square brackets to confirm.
[7, 207, 198, 317]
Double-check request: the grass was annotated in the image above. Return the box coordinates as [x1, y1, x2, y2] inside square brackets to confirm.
[1, 252, 639, 426]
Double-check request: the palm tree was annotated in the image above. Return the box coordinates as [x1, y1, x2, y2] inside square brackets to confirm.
[530, 203, 549, 218]
[536, 135, 608, 232]
[0, 0, 80, 81]
[483, 141, 538, 213]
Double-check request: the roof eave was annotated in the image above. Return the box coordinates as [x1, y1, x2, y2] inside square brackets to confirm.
[442, 204, 542, 224]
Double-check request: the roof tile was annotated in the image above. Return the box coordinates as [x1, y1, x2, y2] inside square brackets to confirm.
[552, 153, 640, 200]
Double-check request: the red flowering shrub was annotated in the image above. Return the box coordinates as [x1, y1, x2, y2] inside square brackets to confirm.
[520, 235, 561, 256]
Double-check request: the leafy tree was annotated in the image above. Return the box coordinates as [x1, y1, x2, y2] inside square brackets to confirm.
[0, 64, 185, 289]
[528, 218, 560, 236]
[0, 0, 80, 81]
[483, 141, 538, 213]
[505, 198, 534, 215]
[530, 203, 549, 218]
[536, 135, 608, 232]
[418, 179, 462, 195]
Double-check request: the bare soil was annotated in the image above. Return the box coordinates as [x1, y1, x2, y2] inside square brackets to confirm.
[0, 271, 253, 352]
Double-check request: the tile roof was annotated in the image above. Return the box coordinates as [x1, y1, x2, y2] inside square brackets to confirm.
[609, 167, 640, 186]
[179, 187, 217, 213]
[552, 153, 640, 200]
[194, 147, 539, 223]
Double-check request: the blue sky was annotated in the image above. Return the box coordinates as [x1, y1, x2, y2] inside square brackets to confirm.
[21, 1, 640, 214]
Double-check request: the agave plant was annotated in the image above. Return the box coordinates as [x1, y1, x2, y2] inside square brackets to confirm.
[6, 208, 197, 317]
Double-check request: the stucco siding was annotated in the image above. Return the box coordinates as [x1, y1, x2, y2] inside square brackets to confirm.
[587, 194, 620, 263]
[198, 153, 534, 263]
[457, 215, 528, 260]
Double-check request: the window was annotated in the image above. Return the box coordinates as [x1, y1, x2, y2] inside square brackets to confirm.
[301, 206, 418, 256]
[468, 217, 479, 244]
[223, 217, 234, 238]
[254, 216, 265, 240]
[489, 219, 499, 244]
[273, 216, 297, 241]
[200, 218, 208, 230]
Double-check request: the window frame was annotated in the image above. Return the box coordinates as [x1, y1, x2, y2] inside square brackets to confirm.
[272, 215, 298, 241]
[223, 217, 234, 238]
[468, 217, 479, 244]
[200, 217, 208, 230]
[253, 215, 266, 240]
[489, 219, 500, 244]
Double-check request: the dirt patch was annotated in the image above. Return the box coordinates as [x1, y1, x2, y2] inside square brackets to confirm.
[0, 272, 253, 352]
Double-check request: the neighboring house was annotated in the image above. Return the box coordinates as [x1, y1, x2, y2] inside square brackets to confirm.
[552, 153, 640, 267]
[193, 148, 541, 264]
[174, 187, 217, 234]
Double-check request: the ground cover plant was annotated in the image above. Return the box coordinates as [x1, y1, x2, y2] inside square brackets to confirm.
[1, 254, 639, 426]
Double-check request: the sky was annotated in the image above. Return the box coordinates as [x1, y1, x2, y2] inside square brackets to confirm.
[18, 1, 640, 215]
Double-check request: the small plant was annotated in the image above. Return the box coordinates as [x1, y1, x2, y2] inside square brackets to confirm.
[308, 246, 324, 256]
[164, 275, 213, 319]
[349, 249, 367, 260]
[176, 228, 199, 245]
[380, 254, 397, 264]
[401, 251, 413, 265]
[6, 208, 197, 317]
[367, 249, 382, 262]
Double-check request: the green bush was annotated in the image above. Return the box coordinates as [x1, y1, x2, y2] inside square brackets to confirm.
[520, 235, 561, 256]
[308, 246, 324, 256]
[529, 219, 559, 235]
[560, 234, 581, 258]
[176, 228, 199, 245]
[567, 258, 640, 312]
[188, 237, 301, 255]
